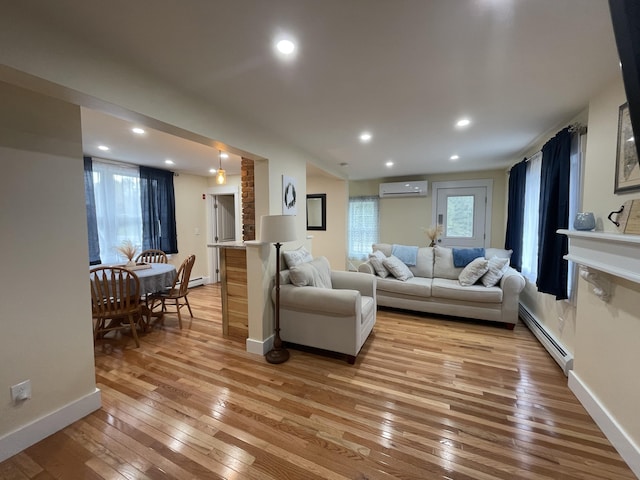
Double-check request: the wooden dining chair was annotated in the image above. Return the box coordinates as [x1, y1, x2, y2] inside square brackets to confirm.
[149, 254, 196, 329]
[135, 249, 168, 264]
[90, 266, 142, 348]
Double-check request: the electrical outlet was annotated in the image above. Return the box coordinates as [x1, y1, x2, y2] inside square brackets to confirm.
[10, 380, 31, 402]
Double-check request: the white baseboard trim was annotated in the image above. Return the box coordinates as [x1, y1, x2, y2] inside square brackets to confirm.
[0, 388, 102, 462]
[246, 335, 273, 356]
[568, 371, 640, 477]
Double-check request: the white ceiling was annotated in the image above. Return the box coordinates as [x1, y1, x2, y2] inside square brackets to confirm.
[19, 0, 621, 180]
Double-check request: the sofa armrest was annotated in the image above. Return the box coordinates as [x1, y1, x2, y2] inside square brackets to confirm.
[331, 270, 376, 297]
[357, 261, 375, 276]
[278, 284, 360, 316]
[500, 267, 525, 294]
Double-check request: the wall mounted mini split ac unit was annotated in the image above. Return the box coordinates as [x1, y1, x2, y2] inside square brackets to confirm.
[379, 181, 428, 198]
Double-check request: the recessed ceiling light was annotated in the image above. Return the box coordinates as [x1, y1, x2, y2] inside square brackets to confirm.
[98, 145, 109, 151]
[132, 127, 145, 135]
[455, 118, 471, 128]
[276, 39, 296, 55]
[450, 154, 460, 161]
[165, 159, 175, 165]
[209, 168, 217, 174]
[359, 132, 372, 143]
[385, 161, 394, 167]
[220, 152, 229, 159]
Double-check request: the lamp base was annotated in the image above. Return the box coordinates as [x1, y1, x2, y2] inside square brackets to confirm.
[265, 347, 290, 364]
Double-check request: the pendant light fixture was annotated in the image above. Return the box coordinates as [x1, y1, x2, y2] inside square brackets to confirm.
[216, 150, 227, 185]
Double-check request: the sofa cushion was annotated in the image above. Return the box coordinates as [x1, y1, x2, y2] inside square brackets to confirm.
[433, 246, 464, 280]
[409, 247, 434, 278]
[369, 250, 390, 278]
[432, 278, 503, 303]
[453, 247, 485, 267]
[289, 256, 333, 289]
[458, 257, 489, 285]
[481, 256, 510, 287]
[283, 246, 313, 268]
[372, 243, 393, 258]
[383, 255, 414, 281]
[376, 276, 432, 297]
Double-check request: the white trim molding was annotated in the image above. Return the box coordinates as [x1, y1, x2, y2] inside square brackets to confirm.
[569, 372, 640, 478]
[0, 388, 102, 462]
[246, 335, 274, 356]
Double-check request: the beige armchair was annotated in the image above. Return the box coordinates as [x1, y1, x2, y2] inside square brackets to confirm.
[276, 269, 377, 364]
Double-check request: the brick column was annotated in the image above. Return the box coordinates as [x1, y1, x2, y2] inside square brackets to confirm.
[241, 158, 255, 241]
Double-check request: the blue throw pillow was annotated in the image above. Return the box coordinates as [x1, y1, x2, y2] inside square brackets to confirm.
[452, 247, 485, 268]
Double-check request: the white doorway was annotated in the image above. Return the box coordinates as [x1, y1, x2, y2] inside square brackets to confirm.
[207, 186, 242, 283]
[432, 179, 492, 248]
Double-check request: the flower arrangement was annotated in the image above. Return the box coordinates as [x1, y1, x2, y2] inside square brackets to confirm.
[115, 240, 138, 265]
[422, 224, 444, 247]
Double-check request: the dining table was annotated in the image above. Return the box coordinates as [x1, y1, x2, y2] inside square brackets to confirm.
[90, 262, 177, 332]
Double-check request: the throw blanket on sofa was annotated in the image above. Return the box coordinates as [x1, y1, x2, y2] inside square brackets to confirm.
[391, 244, 419, 266]
[452, 247, 485, 267]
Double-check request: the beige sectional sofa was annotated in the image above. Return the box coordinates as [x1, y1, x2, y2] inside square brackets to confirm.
[358, 243, 525, 329]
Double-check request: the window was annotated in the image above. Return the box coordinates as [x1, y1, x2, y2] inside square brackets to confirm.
[446, 195, 474, 238]
[92, 161, 143, 264]
[521, 152, 541, 283]
[85, 158, 178, 264]
[348, 196, 379, 260]
[518, 129, 585, 299]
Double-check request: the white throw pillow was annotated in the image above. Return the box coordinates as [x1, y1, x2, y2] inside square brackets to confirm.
[458, 257, 490, 286]
[383, 255, 414, 281]
[282, 246, 313, 269]
[485, 248, 513, 260]
[289, 256, 333, 289]
[481, 256, 510, 287]
[369, 250, 390, 278]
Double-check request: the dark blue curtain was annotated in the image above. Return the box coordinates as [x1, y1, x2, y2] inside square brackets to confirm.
[537, 128, 571, 300]
[83, 156, 101, 265]
[504, 158, 527, 271]
[139, 166, 178, 254]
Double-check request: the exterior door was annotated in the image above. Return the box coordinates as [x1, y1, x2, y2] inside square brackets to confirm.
[433, 180, 492, 248]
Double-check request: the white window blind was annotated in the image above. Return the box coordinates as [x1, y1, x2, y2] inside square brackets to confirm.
[348, 196, 379, 260]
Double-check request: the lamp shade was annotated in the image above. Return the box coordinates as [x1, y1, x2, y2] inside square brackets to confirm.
[260, 215, 297, 243]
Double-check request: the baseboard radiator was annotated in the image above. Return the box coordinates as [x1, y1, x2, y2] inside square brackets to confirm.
[519, 304, 574, 376]
[187, 276, 208, 288]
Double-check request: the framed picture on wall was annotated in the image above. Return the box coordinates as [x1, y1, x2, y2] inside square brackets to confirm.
[282, 175, 297, 215]
[614, 103, 640, 193]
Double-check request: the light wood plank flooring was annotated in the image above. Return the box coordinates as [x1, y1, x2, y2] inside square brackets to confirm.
[1, 284, 635, 479]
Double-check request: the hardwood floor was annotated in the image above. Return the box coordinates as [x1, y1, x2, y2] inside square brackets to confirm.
[0, 284, 635, 479]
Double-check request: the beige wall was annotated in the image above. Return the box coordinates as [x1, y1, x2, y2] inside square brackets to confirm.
[574, 75, 640, 454]
[349, 169, 507, 249]
[0, 83, 97, 444]
[307, 174, 348, 270]
[173, 173, 210, 280]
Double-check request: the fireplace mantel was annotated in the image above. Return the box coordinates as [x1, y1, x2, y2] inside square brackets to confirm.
[558, 229, 640, 300]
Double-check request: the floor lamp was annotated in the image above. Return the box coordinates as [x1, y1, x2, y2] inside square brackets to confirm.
[260, 214, 297, 364]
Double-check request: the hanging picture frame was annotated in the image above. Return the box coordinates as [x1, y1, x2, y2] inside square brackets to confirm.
[282, 175, 297, 215]
[614, 103, 640, 193]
